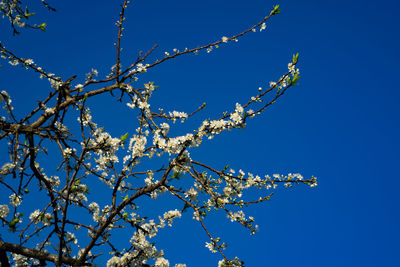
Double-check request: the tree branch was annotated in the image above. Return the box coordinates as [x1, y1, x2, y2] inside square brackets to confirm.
[0, 241, 90, 266]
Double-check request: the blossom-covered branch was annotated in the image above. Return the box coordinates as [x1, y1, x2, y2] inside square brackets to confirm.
[0, 2, 316, 267]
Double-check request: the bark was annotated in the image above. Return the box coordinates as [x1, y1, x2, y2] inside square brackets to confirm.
[0, 241, 90, 266]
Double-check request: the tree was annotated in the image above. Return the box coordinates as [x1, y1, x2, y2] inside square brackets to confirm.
[0, 1, 316, 266]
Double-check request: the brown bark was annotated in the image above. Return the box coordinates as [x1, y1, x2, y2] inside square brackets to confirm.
[0, 241, 90, 266]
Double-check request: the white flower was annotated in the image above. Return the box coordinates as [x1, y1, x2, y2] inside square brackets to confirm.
[63, 147, 74, 158]
[24, 59, 34, 65]
[42, 213, 53, 226]
[9, 194, 22, 207]
[12, 253, 39, 266]
[136, 63, 148, 73]
[260, 22, 266, 31]
[138, 100, 150, 110]
[126, 101, 135, 109]
[205, 242, 217, 253]
[192, 211, 201, 221]
[77, 107, 95, 127]
[155, 257, 170, 267]
[29, 210, 41, 223]
[163, 209, 182, 226]
[235, 103, 244, 113]
[222, 36, 229, 43]
[284, 182, 292, 187]
[169, 111, 188, 123]
[89, 202, 100, 212]
[0, 205, 9, 218]
[9, 60, 19, 66]
[66, 232, 78, 244]
[288, 62, 295, 72]
[227, 210, 245, 222]
[0, 162, 15, 175]
[144, 82, 156, 96]
[230, 112, 242, 124]
[218, 258, 242, 267]
[185, 187, 198, 201]
[129, 135, 147, 158]
[107, 256, 121, 267]
[160, 123, 170, 135]
[78, 249, 92, 259]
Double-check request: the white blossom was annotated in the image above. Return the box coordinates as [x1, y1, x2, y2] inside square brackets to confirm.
[66, 231, 78, 244]
[0, 204, 9, 218]
[185, 187, 198, 202]
[205, 241, 217, 253]
[29, 209, 40, 223]
[0, 162, 15, 175]
[136, 63, 148, 73]
[9, 193, 22, 207]
[169, 111, 188, 123]
[228, 210, 245, 222]
[155, 257, 170, 267]
[44, 107, 54, 115]
[162, 209, 182, 227]
[63, 147, 74, 158]
[12, 253, 39, 266]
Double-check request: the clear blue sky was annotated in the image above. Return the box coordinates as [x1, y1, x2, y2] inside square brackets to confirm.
[1, 0, 400, 266]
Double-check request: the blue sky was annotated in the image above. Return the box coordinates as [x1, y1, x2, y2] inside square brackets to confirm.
[1, 0, 400, 266]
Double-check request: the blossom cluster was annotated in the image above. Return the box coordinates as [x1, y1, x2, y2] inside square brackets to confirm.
[9, 193, 22, 207]
[29, 209, 53, 226]
[88, 202, 106, 223]
[12, 253, 40, 267]
[106, 230, 164, 266]
[0, 204, 9, 218]
[89, 128, 121, 171]
[0, 162, 16, 176]
[0, 3, 317, 267]
[169, 111, 188, 123]
[0, 90, 14, 115]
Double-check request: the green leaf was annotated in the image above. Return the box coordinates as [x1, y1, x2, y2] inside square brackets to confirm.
[292, 53, 299, 64]
[120, 132, 129, 143]
[271, 4, 281, 15]
[37, 23, 47, 31]
[24, 7, 35, 18]
[8, 218, 19, 228]
[171, 171, 182, 180]
[291, 73, 301, 85]
[123, 194, 129, 202]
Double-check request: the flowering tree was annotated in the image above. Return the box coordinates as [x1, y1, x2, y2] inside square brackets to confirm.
[0, 1, 317, 266]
